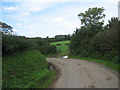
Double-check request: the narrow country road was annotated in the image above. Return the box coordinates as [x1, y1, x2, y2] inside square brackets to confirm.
[47, 58, 118, 88]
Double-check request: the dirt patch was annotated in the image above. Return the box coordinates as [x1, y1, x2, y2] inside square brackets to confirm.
[106, 77, 112, 80]
[88, 85, 95, 88]
[77, 63, 80, 65]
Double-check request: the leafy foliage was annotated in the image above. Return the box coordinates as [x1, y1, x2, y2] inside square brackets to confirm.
[78, 7, 105, 27]
[69, 7, 119, 63]
[31, 38, 57, 55]
[2, 35, 32, 55]
[2, 35, 57, 56]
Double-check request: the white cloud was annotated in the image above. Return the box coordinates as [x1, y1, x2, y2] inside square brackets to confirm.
[20, 1, 55, 13]
[44, 18, 49, 22]
[24, 20, 29, 24]
[18, 0, 80, 13]
[108, 0, 119, 4]
[62, 22, 78, 28]
[27, 25, 36, 29]
[48, 22, 52, 26]
[22, 12, 31, 16]
[16, 23, 22, 26]
[52, 17, 64, 23]
[3, 6, 18, 11]
[57, 21, 79, 28]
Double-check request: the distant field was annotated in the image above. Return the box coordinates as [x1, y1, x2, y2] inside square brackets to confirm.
[51, 41, 70, 54]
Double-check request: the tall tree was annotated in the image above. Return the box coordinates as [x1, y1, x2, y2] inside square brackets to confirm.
[70, 7, 106, 54]
[78, 7, 105, 30]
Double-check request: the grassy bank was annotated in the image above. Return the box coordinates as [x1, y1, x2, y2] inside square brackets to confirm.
[3, 50, 56, 88]
[69, 55, 119, 73]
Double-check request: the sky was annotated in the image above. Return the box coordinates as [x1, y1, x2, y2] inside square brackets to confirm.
[1, 0, 119, 38]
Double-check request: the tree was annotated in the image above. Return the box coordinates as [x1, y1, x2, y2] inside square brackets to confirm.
[70, 7, 106, 55]
[105, 17, 119, 29]
[78, 7, 105, 28]
[70, 7, 119, 63]
[88, 17, 119, 63]
[0, 21, 13, 35]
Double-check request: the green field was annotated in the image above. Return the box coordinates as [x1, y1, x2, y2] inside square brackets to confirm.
[3, 50, 56, 88]
[51, 41, 70, 55]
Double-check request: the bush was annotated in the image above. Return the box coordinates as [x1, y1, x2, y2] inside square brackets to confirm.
[65, 43, 69, 45]
[38, 45, 57, 55]
[2, 35, 33, 55]
[2, 34, 57, 56]
[56, 44, 62, 46]
[102, 50, 118, 63]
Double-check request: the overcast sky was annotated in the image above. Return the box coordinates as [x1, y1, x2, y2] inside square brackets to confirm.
[1, 0, 119, 38]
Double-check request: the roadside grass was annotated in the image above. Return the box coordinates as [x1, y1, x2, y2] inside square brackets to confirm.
[51, 41, 70, 56]
[69, 55, 119, 73]
[3, 50, 56, 88]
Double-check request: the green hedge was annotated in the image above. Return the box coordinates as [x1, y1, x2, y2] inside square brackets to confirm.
[2, 35, 57, 56]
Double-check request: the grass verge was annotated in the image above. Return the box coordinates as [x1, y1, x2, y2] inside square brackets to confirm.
[69, 55, 119, 73]
[3, 50, 56, 88]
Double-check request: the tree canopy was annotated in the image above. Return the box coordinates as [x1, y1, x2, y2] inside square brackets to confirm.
[78, 7, 105, 28]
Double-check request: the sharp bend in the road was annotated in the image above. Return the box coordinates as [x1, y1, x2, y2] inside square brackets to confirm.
[47, 58, 118, 88]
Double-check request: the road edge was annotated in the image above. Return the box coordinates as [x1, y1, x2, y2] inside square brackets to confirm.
[48, 62, 62, 88]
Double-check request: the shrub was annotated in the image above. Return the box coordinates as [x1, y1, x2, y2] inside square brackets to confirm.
[38, 45, 57, 55]
[2, 34, 57, 56]
[2, 35, 32, 55]
[56, 44, 62, 46]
